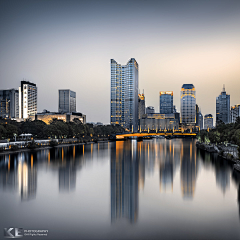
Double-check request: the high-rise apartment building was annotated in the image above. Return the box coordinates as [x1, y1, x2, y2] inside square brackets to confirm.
[59, 90, 76, 113]
[231, 105, 240, 123]
[180, 84, 196, 126]
[0, 89, 19, 118]
[110, 58, 138, 132]
[199, 111, 203, 130]
[216, 86, 230, 124]
[204, 114, 213, 129]
[160, 91, 173, 114]
[138, 93, 145, 120]
[19, 81, 37, 119]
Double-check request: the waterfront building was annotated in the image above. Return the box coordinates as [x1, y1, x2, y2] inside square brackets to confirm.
[110, 58, 139, 132]
[138, 92, 145, 120]
[180, 84, 196, 128]
[33, 110, 86, 124]
[19, 80, 37, 119]
[204, 114, 213, 129]
[231, 105, 240, 123]
[140, 113, 179, 131]
[59, 89, 76, 113]
[146, 106, 155, 114]
[0, 89, 19, 118]
[216, 85, 230, 124]
[160, 91, 173, 114]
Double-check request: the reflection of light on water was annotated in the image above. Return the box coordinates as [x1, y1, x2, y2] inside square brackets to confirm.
[31, 154, 33, 169]
[8, 155, 10, 171]
[73, 146, 75, 160]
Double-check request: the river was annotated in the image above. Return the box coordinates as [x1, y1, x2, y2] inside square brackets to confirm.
[0, 139, 240, 239]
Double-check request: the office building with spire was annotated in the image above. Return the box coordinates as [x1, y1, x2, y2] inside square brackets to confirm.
[138, 92, 145, 120]
[216, 85, 230, 124]
[110, 58, 139, 132]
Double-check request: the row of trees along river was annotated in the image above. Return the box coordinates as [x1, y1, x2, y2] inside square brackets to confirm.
[0, 118, 125, 142]
[197, 117, 240, 159]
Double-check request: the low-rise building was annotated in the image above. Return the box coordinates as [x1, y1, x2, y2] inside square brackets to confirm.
[140, 113, 179, 131]
[33, 111, 86, 124]
[204, 114, 213, 129]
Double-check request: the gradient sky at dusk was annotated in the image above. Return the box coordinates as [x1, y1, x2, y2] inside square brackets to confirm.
[0, 0, 240, 124]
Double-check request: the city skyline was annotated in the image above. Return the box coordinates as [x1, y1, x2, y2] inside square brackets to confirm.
[1, 0, 240, 124]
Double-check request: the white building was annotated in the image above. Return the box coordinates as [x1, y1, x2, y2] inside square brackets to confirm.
[19, 81, 37, 119]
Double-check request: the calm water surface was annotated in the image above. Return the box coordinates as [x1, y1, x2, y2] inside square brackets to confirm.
[0, 139, 240, 240]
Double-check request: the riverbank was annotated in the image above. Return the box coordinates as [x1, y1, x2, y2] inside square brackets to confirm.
[196, 141, 240, 173]
[0, 138, 110, 155]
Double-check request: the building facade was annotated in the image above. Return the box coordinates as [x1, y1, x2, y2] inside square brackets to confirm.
[146, 106, 155, 114]
[204, 114, 213, 129]
[0, 89, 19, 118]
[140, 113, 179, 131]
[110, 58, 138, 132]
[138, 93, 145, 120]
[216, 86, 230, 124]
[160, 91, 173, 114]
[19, 81, 37, 119]
[180, 84, 196, 127]
[59, 90, 76, 113]
[231, 105, 240, 123]
[34, 111, 86, 124]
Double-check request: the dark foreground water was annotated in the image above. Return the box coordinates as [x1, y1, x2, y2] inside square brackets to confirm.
[0, 139, 240, 240]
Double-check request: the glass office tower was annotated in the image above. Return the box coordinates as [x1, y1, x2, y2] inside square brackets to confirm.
[216, 86, 230, 124]
[160, 91, 173, 114]
[180, 84, 196, 126]
[110, 58, 138, 132]
[204, 114, 213, 129]
[0, 89, 19, 118]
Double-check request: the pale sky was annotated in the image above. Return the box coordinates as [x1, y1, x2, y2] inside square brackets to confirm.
[0, 0, 240, 124]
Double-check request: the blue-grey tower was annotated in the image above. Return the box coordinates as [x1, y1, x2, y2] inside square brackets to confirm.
[160, 91, 173, 114]
[216, 85, 230, 124]
[110, 58, 139, 132]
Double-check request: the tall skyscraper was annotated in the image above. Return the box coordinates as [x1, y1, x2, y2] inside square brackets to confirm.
[160, 91, 173, 114]
[216, 85, 230, 124]
[180, 84, 196, 126]
[19, 81, 37, 119]
[58, 90, 76, 113]
[110, 58, 139, 132]
[204, 114, 213, 129]
[0, 89, 19, 118]
[231, 105, 240, 123]
[138, 92, 145, 120]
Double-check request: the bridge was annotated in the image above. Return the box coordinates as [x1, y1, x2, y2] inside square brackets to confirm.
[115, 131, 197, 140]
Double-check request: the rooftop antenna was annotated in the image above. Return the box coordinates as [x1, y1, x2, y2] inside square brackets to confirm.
[143, 89, 144, 95]
[223, 84, 225, 92]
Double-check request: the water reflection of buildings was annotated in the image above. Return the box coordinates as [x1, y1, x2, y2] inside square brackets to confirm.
[18, 161, 37, 201]
[0, 154, 37, 201]
[180, 140, 198, 199]
[59, 164, 76, 192]
[215, 166, 230, 194]
[111, 141, 139, 223]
